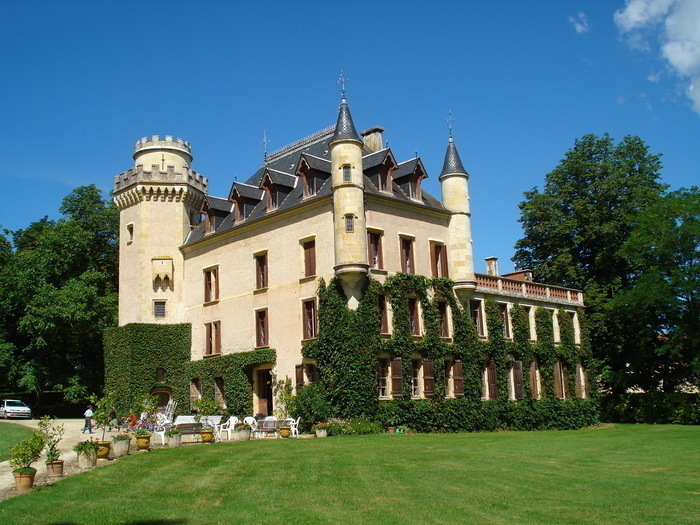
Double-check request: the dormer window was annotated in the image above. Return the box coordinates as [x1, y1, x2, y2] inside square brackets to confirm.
[267, 186, 279, 211]
[343, 165, 351, 183]
[303, 172, 318, 197]
[408, 176, 422, 200]
[379, 171, 389, 192]
[206, 212, 215, 234]
[234, 199, 246, 223]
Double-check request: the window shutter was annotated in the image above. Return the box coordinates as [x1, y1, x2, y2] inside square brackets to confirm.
[431, 244, 438, 278]
[440, 245, 449, 277]
[304, 240, 316, 277]
[453, 360, 464, 398]
[530, 361, 539, 399]
[562, 364, 570, 399]
[488, 360, 498, 400]
[423, 359, 434, 398]
[295, 365, 304, 387]
[214, 268, 219, 300]
[390, 357, 403, 398]
[513, 360, 525, 400]
[554, 361, 564, 399]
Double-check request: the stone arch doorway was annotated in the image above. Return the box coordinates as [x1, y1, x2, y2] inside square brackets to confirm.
[150, 387, 172, 410]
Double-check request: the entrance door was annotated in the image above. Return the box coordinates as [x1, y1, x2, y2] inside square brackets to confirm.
[256, 369, 273, 416]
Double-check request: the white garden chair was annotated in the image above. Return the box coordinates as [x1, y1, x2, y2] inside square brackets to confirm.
[216, 416, 238, 441]
[289, 417, 301, 438]
[243, 416, 258, 438]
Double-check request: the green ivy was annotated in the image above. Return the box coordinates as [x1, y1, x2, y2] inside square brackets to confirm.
[104, 323, 275, 416]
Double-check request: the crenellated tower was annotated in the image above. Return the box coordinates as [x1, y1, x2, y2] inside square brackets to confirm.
[329, 96, 369, 308]
[439, 134, 477, 301]
[112, 135, 207, 325]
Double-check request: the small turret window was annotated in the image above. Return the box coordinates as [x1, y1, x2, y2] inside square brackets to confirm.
[345, 215, 354, 233]
[343, 165, 351, 183]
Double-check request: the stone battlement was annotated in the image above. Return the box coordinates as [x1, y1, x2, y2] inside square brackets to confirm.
[113, 165, 208, 194]
[134, 135, 191, 156]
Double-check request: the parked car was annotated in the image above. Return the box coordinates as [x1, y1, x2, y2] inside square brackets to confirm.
[0, 399, 32, 419]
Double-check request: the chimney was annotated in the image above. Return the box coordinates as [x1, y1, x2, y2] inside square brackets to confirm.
[361, 126, 384, 152]
[485, 256, 499, 276]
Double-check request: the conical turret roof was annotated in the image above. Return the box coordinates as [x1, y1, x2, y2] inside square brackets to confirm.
[331, 97, 362, 144]
[439, 136, 468, 178]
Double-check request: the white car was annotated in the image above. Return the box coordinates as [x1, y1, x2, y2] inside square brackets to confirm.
[0, 399, 32, 419]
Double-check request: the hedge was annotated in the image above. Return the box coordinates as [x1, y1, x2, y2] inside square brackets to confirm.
[599, 393, 699, 425]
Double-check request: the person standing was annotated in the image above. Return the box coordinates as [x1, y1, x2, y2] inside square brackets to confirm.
[83, 404, 94, 434]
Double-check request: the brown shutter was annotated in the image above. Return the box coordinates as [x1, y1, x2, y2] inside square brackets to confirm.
[430, 243, 438, 278]
[440, 245, 449, 277]
[204, 271, 210, 303]
[453, 360, 464, 398]
[423, 359, 434, 398]
[409, 241, 415, 274]
[562, 364, 570, 399]
[513, 360, 525, 400]
[295, 365, 304, 387]
[379, 295, 388, 334]
[390, 357, 403, 398]
[554, 361, 563, 399]
[530, 361, 539, 399]
[488, 360, 498, 400]
[304, 241, 316, 277]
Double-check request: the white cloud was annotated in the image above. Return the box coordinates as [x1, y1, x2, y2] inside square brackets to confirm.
[569, 11, 590, 34]
[647, 71, 662, 82]
[615, 0, 700, 113]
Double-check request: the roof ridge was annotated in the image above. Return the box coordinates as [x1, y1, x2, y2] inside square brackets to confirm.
[267, 125, 335, 162]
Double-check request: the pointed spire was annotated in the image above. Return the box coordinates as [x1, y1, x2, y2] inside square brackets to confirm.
[439, 136, 468, 178]
[331, 71, 362, 145]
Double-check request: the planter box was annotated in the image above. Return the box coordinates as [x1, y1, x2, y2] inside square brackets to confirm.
[315, 429, 327, 438]
[167, 434, 182, 448]
[77, 450, 97, 468]
[112, 439, 130, 457]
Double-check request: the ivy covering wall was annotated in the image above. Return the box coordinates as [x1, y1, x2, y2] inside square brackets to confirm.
[104, 323, 275, 416]
[299, 275, 598, 431]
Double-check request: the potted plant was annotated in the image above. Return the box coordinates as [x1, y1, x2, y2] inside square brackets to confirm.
[38, 416, 65, 478]
[235, 423, 252, 441]
[165, 427, 182, 448]
[74, 438, 99, 468]
[9, 431, 46, 492]
[193, 397, 220, 444]
[112, 433, 131, 457]
[134, 429, 152, 451]
[89, 393, 118, 459]
[312, 422, 328, 438]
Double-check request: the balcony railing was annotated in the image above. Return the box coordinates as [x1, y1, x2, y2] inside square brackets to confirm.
[475, 273, 583, 305]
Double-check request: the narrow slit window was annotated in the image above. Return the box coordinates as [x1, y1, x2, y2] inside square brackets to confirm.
[345, 215, 354, 233]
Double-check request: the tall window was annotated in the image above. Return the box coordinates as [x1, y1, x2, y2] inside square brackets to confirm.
[302, 299, 317, 340]
[368, 231, 383, 269]
[303, 240, 316, 277]
[378, 170, 390, 192]
[205, 321, 221, 356]
[512, 360, 525, 400]
[530, 361, 540, 399]
[422, 359, 434, 399]
[267, 187, 278, 210]
[204, 267, 219, 303]
[408, 298, 420, 335]
[411, 360, 421, 398]
[343, 165, 351, 183]
[400, 237, 415, 274]
[154, 300, 166, 319]
[303, 172, 318, 197]
[390, 357, 403, 398]
[500, 304, 511, 338]
[189, 379, 202, 410]
[453, 360, 464, 398]
[256, 309, 268, 347]
[377, 359, 389, 398]
[345, 215, 354, 233]
[430, 242, 448, 278]
[437, 302, 449, 337]
[486, 360, 498, 400]
[554, 360, 568, 399]
[470, 300, 485, 336]
[214, 378, 226, 408]
[378, 295, 388, 334]
[255, 253, 268, 289]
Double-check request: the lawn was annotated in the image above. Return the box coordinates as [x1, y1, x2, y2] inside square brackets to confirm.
[0, 422, 34, 463]
[0, 424, 697, 524]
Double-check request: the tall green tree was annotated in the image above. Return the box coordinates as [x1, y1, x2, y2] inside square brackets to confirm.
[613, 187, 700, 391]
[0, 185, 118, 401]
[513, 134, 668, 394]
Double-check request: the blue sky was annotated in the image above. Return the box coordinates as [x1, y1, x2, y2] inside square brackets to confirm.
[1, 1, 698, 274]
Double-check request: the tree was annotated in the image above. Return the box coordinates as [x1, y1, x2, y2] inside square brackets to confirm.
[0, 185, 118, 402]
[613, 187, 699, 391]
[513, 134, 668, 394]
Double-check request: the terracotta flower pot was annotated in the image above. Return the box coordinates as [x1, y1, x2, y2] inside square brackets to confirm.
[46, 460, 64, 478]
[77, 450, 97, 468]
[13, 469, 37, 492]
[387, 427, 396, 434]
[97, 441, 112, 459]
[136, 435, 151, 451]
[167, 434, 182, 448]
[112, 439, 130, 457]
[279, 427, 291, 438]
[200, 429, 214, 443]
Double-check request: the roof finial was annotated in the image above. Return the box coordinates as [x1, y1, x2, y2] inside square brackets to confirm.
[445, 109, 455, 139]
[338, 70, 348, 99]
[262, 130, 270, 165]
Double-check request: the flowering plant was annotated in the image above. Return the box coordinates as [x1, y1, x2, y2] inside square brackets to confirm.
[235, 423, 252, 431]
[135, 429, 152, 437]
[73, 438, 99, 453]
[165, 427, 181, 437]
[113, 433, 131, 442]
[311, 422, 328, 431]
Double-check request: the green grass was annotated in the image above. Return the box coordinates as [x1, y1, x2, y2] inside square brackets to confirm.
[0, 423, 34, 462]
[0, 424, 697, 524]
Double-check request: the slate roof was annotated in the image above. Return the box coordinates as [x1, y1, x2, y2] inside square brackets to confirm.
[330, 97, 362, 144]
[262, 168, 297, 188]
[439, 137, 468, 178]
[184, 121, 449, 246]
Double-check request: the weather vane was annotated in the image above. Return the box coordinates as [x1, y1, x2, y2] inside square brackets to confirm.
[338, 70, 348, 98]
[445, 110, 455, 138]
[261, 130, 270, 164]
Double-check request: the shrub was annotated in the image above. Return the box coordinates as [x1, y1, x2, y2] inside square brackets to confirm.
[599, 393, 699, 424]
[326, 418, 384, 436]
[291, 384, 333, 432]
[10, 431, 46, 471]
